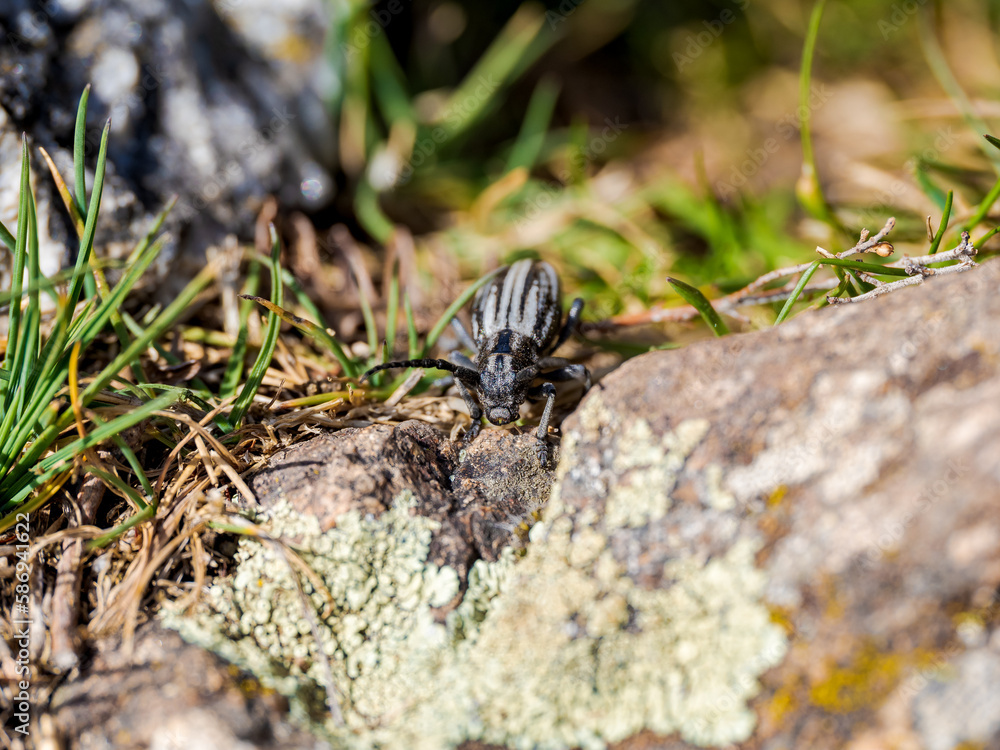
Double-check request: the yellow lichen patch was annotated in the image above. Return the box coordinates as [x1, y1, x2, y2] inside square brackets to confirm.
[766, 485, 788, 506]
[763, 681, 800, 728]
[808, 642, 905, 713]
[768, 605, 796, 635]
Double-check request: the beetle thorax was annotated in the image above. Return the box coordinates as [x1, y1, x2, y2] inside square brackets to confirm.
[476, 330, 537, 425]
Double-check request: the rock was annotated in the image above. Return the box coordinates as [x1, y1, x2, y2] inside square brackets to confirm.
[549, 258, 1000, 748]
[0, 0, 337, 285]
[160, 259, 1000, 749]
[47, 622, 328, 750]
[249, 420, 554, 583]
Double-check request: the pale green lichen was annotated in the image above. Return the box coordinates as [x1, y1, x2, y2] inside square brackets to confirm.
[161, 492, 466, 733]
[163, 413, 786, 749]
[604, 417, 710, 528]
[704, 463, 737, 511]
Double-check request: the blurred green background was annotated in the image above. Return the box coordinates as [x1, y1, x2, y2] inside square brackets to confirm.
[313, 0, 1000, 328]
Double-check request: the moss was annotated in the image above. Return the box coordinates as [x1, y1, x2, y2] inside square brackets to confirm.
[164, 414, 787, 749]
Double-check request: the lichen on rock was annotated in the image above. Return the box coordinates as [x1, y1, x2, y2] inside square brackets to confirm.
[161, 492, 468, 733]
[164, 413, 787, 749]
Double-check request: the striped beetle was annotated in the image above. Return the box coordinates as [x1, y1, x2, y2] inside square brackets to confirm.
[362, 259, 591, 462]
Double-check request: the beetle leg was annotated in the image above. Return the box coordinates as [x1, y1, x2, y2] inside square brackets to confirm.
[450, 318, 479, 356]
[551, 297, 584, 352]
[527, 382, 557, 464]
[453, 377, 482, 443]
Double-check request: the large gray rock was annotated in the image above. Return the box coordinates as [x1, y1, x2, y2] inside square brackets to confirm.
[550, 258, 1000, 748]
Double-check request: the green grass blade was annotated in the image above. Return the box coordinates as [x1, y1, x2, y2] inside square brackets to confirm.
[220, 260, 260, 403]
[1, 390, 179, 513]
[506, 75, 560, 173]
[961, 177, 1000, 234]
[111, 441, 156, 506]
[667, 277, 729, 336]
[87, 505, 157, 550]
[83, 465, 150, 512]
[0, 216, 14, 251]
[974, 225, 1000, 249]
[79, 258, 215, 407]
[61, 119, 110, 334]
[279, 265, 356, 377]
[0, 320, 70, 484]
[929, 190, 953, 254]
[385, 266, 399, 362]
[795, 0, 834, 228]
[818, 257, 909, 276]
[914, 163, 948, 211]
[355, 176, 395, 244]
[919, 16, 1000, 176]
[230, 225, 283, 427]
[432, 5, 550, 144]
[2, 137, 33, 406]
[19, 181, 41, 388]
[370, 32, 415, 126]
[74, 234, 168, 348]
[774, 260, 821, 325]
[73, 84, 91, 215]
[0, 261, 120, 307]
[404, 291, 419, 359]
[39, 145, 85, 236]
[239, 282, 357, 378]
[220, 328, 249, 405]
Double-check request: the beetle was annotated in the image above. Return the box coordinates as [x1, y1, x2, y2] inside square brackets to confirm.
[362, 259, 591, 461]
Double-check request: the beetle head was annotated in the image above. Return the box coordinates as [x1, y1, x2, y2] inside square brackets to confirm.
[478, 356, 535, 425]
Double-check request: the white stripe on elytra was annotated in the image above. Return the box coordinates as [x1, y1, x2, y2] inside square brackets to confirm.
[519, 282, 539, 336]
[481, 282, 500, 336]
[513, 261, 539, 335]
[499, 260, 530, 330]
[496, 264, 518, 331]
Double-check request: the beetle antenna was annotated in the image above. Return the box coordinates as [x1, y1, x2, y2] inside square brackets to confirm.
[361, 359, 480, 384]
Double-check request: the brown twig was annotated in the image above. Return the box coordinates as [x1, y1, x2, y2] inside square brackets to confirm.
[828, 231, 978, 305]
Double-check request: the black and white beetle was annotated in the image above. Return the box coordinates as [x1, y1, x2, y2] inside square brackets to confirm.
[361, 259, 591, 461]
